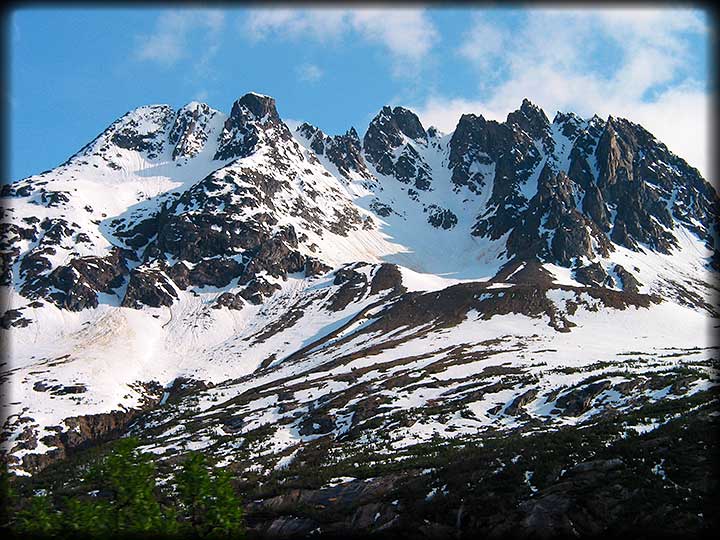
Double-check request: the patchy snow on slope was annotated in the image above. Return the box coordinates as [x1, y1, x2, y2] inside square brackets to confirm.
[2, 93, 718, 476]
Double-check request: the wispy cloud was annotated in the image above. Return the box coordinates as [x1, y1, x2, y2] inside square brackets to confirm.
[349, 9, 438, 63]
[193, 89, 210, 102]
[244, 8, 438, 75]
[413, 8, 711, 178]
[457, 18, 505, 72]
[296, 63, 324, 82]
[12, 16, 21, 44]
[246, 8, 347, 42]
[135, 9, 225, 69]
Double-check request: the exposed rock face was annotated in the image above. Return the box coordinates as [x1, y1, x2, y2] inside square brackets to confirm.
[167, 261, 191, 290]
[613, 264, 642, 293]
[507, 98, 554, 154]
[363, 106, 432, 190]
[213, 291, 245, 310]
[427, 206, 458, 230]
[304, 258, 331, 277]
[121, 266, 177, 309]
[9, 381, 164, 473]
[325, 127, 369, 177]
[107, 106, 174, 159]
[297, 123, 372, 180]
[21, 246, 131, 311]
[555, 380, 613, 416]
[582, 182, 612, 231]
[248, 475, 403, 538]
[449, 108, 543, 240]
[3, 92, 717, 315]
[188, 257, 244, 289]
[214, 93, 291, 161]
[105, 127, 356, 308]
[64, 104, 176, 170]
[574, 262, 611, 287]
[240, 277, 281, 305]
[448, 113, 497, 195]
[592, 117, 715, 253]
[368, 263, 406, 296]
[168, 101, 218, 160]
[441, 98, 719, 270]
[0, 309, 32, 329]
[506, 165, 612, 264]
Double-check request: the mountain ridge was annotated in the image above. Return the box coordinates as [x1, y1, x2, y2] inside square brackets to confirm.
[1, 91, 717, 499]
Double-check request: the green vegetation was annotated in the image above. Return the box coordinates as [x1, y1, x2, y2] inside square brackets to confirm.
[175, 453, 245, 539]
[4, 437, 245, 539]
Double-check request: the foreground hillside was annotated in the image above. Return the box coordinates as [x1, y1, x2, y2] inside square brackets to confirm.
[1, 92, 718, 537]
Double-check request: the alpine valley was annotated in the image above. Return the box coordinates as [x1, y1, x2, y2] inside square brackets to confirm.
[1, 92, 718, 538]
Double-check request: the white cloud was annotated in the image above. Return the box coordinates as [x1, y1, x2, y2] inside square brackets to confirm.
[296, 63, 324, 82]
[457, 18, 505, 70]
[414, 8, 712, 179]
[135, 10, 226, 67]
[243, 8, 438, 73]
[246, 8, 347, 42]
[349, 9, 438, 63]
[193, 89, 210, 102]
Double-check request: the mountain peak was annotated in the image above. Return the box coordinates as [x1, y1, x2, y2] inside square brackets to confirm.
[508, 98, 549, 131]
[169, 102, 220, 160]
[552, 110, 582, 124]
[231, 92, 279, 121]
[553, 111, 585, 139]
[520, 97, 541, 113]
[296, 121, 320, 139]
[366, 105, 426, 143]
[212, 92, 293, 161]
[391, 106, 427, 141]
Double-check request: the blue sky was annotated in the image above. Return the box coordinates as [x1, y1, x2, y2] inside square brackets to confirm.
[8, 6, 712, 182]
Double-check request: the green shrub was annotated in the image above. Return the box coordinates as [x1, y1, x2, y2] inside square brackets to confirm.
[8, 438, 244, 538]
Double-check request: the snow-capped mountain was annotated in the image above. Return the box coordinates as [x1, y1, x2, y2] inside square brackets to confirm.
[1, 92, 717, 532]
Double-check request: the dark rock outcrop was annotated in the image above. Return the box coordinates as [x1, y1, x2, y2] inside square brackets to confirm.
[214, 93, 292, 161]
[363, 106, 431, 190]
[555, 380, 612, 416]
[574, 262, 611, 287]
[507, 165, 612, 264]
[169, 101, 217, 159]
[24, 247, 130, 312]
[613, 264, 642, 293]
[213, 292, 245, 310]
[298, 123, 372, 180]
[122, 266, 177, 309]
[449, 112, 542, 239]
[427, 206, 458, 230]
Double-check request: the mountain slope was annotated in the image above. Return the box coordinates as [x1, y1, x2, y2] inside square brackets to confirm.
[1, 90, 718, 506]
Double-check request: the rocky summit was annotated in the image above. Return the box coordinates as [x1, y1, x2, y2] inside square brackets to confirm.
[1, 92, 718, 538]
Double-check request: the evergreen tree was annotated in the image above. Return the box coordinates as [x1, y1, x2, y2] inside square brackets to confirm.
[61, 497, 112, 537]
[87, 437, 175, 535]
[12, 493, 62, 536]
[176, 452, 245, 539]
[205, 468, 244, 539]
[176, 452, 212, 532]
